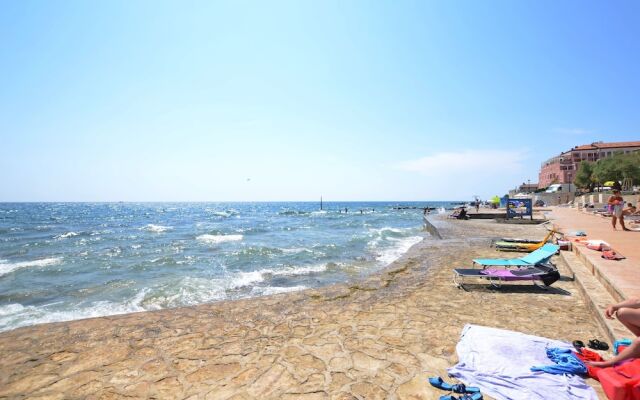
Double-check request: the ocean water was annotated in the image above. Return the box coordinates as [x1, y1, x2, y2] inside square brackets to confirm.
[0, 202, 452, 332]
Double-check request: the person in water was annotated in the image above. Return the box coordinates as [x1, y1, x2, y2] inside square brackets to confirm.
[588, 298, 640, 367]
[608, 190, 628, 231]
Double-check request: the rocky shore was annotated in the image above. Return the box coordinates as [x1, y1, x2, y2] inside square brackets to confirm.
[0, 216, 606, 399]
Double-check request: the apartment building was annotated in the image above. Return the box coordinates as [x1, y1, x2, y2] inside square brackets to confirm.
[538, 141, 640, 188]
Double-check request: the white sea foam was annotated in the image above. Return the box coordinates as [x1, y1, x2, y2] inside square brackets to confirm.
[253, 286, 307, 296]
[369, 227, 404, 235]
[54, 231, 79, 239]
[0, 257, 63, 276]
[196, 234, 243, 244]
[230, 264, 327, 290]
[206, 209, 239, 218]
[140, 278, 228, 310]
[141, 224, 172, 233]
[234, 270, 266, 286]
[269, 264, 328, 276]
[375, 236, 423, 265]
[0, 303, 25, 316]
[281, 247, 313, 255]
[0, 291, 148, 332]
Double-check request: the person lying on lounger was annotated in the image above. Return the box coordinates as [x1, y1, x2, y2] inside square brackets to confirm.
[587, 298, 640, 367]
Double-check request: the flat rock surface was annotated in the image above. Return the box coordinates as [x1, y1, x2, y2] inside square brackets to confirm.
[0, 217, 606, 399]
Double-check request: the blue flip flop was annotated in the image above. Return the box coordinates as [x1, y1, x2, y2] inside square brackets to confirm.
[439, 394, 483, 400]
[461, 393, 483, 400]
[451, 383, 480, 394]
[429, 376, 453, 391]
[430, 376, 481, 394]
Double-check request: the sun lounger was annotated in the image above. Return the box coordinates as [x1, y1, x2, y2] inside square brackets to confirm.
[454, 262, 560, 289]
[492, 230, 560, 252]
[473, 243, 559, 268]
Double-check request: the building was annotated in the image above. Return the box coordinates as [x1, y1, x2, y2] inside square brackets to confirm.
[508, 182, 539, 197]
[538, 141, 640, 188]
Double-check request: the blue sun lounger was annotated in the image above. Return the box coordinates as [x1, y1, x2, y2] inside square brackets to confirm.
[472, 243, 560, 268]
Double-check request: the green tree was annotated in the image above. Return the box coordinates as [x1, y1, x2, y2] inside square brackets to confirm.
[618, 152, 640, 182]
[593, 157, 620, 184]
[591, 152, 640, 188]
[574, 161, 594, 190]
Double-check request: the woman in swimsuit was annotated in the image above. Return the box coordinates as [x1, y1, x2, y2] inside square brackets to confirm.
[607, 190, 629, 231]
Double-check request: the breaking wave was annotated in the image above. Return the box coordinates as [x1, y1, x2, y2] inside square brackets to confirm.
[196, 234, 243, 244]
[0, 257, 63, 277]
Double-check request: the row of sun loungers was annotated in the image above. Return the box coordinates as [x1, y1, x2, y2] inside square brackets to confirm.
[454, 243, 561, 289]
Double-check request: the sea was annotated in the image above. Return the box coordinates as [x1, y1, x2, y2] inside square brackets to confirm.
[0, 201, 455, 332]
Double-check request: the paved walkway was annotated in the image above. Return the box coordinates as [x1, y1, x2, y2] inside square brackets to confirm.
[550, 207, 640, 300]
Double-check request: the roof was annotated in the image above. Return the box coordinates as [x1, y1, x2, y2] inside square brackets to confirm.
[572, 141, 640, 151]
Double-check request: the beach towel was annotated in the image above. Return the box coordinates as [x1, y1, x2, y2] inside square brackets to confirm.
[575, 348, 605, 380]
[448, 324, 598, 400]
[597, 359, 640, 400]
[586, 240, 611, 251]
[603, 250, 626, 260]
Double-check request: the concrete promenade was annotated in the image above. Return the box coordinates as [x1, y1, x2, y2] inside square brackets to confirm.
[550, 207, 640, 301]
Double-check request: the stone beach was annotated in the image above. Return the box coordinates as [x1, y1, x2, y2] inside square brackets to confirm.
[0, 215, 607, 399]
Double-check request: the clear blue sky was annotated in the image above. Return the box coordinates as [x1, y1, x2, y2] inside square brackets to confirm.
[1, 0, 639, 201]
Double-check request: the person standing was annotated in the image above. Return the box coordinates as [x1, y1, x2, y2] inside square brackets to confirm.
[608, 189, 629, 231]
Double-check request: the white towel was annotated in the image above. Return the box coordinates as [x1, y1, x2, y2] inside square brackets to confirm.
[448, 324, 598, 400]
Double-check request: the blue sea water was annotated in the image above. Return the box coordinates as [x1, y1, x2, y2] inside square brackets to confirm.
[0, 201, 453, 332]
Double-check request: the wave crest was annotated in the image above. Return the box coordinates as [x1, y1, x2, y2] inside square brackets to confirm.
[141, 224, 172, 233]
[0, 257, 63, 277]
[196, 234, 243, 244]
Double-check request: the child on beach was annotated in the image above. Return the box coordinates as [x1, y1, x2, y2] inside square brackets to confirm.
[607, 190, 629, 231]
[588, 298, 640, 368]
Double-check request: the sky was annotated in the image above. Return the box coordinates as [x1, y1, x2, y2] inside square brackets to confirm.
[1, 0, 639, 202]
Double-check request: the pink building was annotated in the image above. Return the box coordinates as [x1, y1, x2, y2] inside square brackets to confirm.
[538, 141, 640, 188]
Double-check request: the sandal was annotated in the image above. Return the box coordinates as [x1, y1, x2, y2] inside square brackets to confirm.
[439, 394, 483, 400]
[430, 376, 481, 396]
[429, 376, 453, 391]
[588, 339, 610, 351]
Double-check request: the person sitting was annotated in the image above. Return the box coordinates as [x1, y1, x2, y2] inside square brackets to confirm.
[623, 203, 637, 216]
[588, 299, 640, 368]
[456, 207, 469, 220]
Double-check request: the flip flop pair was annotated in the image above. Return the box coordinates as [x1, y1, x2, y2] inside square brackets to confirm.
[588, 339, 610, 351]
[429, 377, 483, 400]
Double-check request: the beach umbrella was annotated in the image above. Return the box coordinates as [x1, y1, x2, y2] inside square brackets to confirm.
[490, 195, 500, 204]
